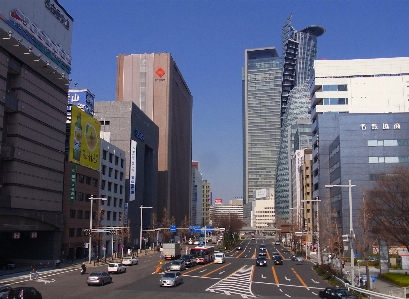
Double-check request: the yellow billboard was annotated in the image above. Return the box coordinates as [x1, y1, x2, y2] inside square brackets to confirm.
[69, 105, 101, 170]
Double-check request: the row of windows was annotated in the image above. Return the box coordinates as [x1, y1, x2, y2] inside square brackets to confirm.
[101, 181, 123, 193]
[322, 84, 348, 91]
[102, 150, 124, 167]
[323, 98, 348, 105]
[75, 192, 97, 202]
[100, 196, 123, 208]
[369, 157, 409, 163]
[78, 175, 98, 187]
[368, 139, 409, 146]
[101, 165, 125, 180]
[69, 209, 122, 222]
[330, 161, 340, 173]
[330, 145, 340, 159]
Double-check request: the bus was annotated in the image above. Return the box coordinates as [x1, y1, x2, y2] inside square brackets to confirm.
[190, 245, 215, 264]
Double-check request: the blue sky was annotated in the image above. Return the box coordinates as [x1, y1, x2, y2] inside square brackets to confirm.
[60, 0, 409, 203]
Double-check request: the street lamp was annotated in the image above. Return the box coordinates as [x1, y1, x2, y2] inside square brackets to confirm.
[302, 197, 321, 265]
[140, 205, 153, 252]
[325, 180, 356, 286]
[88, 195, 107, 264]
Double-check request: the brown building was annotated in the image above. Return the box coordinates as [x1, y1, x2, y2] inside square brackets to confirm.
[0, 1, 73, 261]
[116, 53, 193, 225]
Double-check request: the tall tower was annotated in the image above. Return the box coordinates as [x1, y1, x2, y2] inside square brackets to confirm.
[116, 53, 193, 225]
[275, 15, 325, 222]
[243, 48, 282, 204]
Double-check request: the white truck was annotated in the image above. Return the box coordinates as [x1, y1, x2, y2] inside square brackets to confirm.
[162, 243, 181, 260]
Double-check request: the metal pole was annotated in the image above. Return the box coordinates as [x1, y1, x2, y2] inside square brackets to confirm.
[89, 196, 93, 264]
[140, 205, 143, 252]
[317, 201, 321, 265]
[349, 180, 355, 287]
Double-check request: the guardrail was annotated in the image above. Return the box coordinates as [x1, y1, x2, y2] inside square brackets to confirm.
[333, 275, 405, 299]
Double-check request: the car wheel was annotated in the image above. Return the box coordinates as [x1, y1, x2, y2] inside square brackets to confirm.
[87, 284, 91, 286]
[101, 280, 104, 286]
[110, 278, 112, 284]
[124, 268, 126, 273]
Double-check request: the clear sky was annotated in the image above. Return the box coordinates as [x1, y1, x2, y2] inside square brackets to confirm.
[60, 0, 409, 203]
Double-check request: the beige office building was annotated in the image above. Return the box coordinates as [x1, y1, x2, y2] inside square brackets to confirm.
[116, 53, 193, 225]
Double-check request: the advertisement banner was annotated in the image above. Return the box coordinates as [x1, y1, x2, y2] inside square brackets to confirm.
[68, 89, 95, 117]
[69, 105, 101, 170]
[129, 140, 137, 201]
[214, 198, 222, 205]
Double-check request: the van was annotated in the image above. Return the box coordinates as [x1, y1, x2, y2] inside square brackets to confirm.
[214, 252, 225, 264]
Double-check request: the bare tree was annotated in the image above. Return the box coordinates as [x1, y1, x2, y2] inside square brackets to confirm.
[179, 215, 190, 243]
[213, 213, 244, 233]
[365, 165, 409, 251]
[160, 207, 172, 242]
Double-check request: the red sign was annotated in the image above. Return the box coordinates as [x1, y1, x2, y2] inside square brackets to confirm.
[214, 198, 222, 205]
[155, 68, 165, 78]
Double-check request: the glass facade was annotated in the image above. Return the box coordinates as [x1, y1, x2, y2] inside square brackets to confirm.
[243, 48, 282, 204]
[275, 15, 325, 221]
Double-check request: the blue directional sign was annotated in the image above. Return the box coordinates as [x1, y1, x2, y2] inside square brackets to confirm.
[206, 225, 213, 232]
[170, 225, 177, 233]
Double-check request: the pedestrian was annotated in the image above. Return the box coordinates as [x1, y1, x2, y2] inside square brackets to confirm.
[341, 259, 345, 268]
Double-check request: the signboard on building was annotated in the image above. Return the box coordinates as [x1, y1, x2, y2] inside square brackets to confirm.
[214, 198, 222, 205]
[68, 89, 95, 117]
[253, 189, 267, 199]
[70, 164, 76, 203]
[124, 202, 128, 225]
[129, 140, 137, 201]
[69, 105, 101, 170]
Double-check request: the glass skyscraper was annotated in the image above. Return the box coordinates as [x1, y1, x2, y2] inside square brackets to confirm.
[275, 15, 325, 221]
[243, 48, 282, 204]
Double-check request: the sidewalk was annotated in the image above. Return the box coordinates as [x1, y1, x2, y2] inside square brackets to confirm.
[308, 252, 408, 298]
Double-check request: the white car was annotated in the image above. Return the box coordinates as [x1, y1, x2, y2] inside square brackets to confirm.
[193, 240, 200, 245]
[214, 253, 225, 264]
[188, 239, 193, 245]
[107, 262, 126, 274]
[122, 257, 138, 266]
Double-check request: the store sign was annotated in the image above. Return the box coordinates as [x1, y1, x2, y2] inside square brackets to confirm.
[360, 123, 401, 130]
[129, 140, 137, 201]
[70, 164, 76, 203]
[133, 129, 144, 142]
[124, 203, 128, 225]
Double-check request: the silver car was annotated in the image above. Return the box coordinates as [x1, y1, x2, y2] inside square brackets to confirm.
[121, 257, 138, 266]
[86, 271, 112, 286]
[168, 260, 186, 271]
[159, 271, 183, 287]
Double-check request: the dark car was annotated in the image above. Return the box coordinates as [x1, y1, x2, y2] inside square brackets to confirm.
[319, 287, 358, 299]
[258, 252, 267, 257]
[273, 255, 283, 265]
[181, 255, 196, 268]
[0, 258, 15, 270]
[86, 271, 112, 286]
[275, 241, 280, 245]
[259, 245, 267, 251]
[256, 257, 267, 267]
[0, 285, 12, 299]
[236, 246, 243, 250]
[7, 287, 42, 299]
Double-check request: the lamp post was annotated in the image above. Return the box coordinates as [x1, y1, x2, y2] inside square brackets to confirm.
[88, 195, 107, 264]
[139, 205, 153, 252]
[302, 197, 321, 265]
[325, 180, 356, 286]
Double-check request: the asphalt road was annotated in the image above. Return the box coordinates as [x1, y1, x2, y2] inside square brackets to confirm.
[0, 237, 332, 299]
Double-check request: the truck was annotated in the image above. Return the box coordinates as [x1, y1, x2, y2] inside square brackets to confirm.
[162, 243, 181, 260]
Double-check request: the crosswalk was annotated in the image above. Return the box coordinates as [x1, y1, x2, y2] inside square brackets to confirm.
[0, 267, 79, 286]
[206, 265, 256, 298]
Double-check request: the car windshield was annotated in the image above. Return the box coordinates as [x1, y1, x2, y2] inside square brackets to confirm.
[215, 254, 223, 258]
[163, 272, 176, 278]
[108, 263, 117, 267]
[336, 290, 349, 296]
[257, 257, 266, 261]
[123, 257, 131, 260]
[89, 272, 101, 277]
[172, 261, 181, 265]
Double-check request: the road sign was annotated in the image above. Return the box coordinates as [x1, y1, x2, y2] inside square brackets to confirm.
[170, 225, 177, 233]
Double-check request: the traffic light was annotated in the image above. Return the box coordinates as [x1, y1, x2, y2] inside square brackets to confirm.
[83, 229, 91, 236]
[108, 229, 117, 235]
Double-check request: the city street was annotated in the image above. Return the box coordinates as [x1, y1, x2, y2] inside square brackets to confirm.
[0, 237, 332, 299]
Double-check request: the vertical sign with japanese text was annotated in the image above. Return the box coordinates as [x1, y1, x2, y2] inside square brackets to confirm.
[70, 164, 76, 203]
[129, 140, 137, 201]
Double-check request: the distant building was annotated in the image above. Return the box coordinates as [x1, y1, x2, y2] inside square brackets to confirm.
[202, 180, 211, 226]
[243, 47, 282, 204]
[116, 53, 193, 225]
[250, 199, 275, 231]
[191, 161, 203, 226]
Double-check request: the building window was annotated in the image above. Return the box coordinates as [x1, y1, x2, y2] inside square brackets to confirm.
[77, 192, 84, 201]
[69, 228, 75, 237]
[77, 210, 83, 219]
[70, 209, 76, 218]
[79, 174, 85, 183]
[101, 180, 106, 190]
[115, 156, 119, 165]
[108, 182, 112, 192]
[113, 212, 117, 221]
[109, 167, 113, 177]
[101, 195, 106, 205]
[114, 184, 118, 193]
[76, 228, 82, 237]
[121, 158, 124, 168]
[102, 165, 106, 175]
[115, 170, 118, 179]
[85, 194, 91, 202]
[86, 176, 91, 185]
[109, 153, 113, 163]
[120, 185, 123, 194]
[93, 178, 98, 187]
[107, 211, 111, 220]
[119, 212, 122, 222]
[85, 211, 90, 219]
[120, 172, 124, 181]
[107, 196, 111, 206]
[103, 150, 107, 160]
[119, 198, 123, 208]
[114, 197, 117, 207]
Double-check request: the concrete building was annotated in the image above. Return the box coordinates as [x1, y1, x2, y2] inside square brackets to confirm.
[243, 47, 282, 204]
[202, 180, 211, 226]
[250, 199, 275, 231]
[191, 161, 203, 226]
[310, 57, 409, 240]
[0, 1, 72, 261]
[116, 53, 193, 226]
[94, 101, 158, 249]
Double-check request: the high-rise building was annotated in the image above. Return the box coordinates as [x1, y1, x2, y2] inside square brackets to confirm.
[0, 1, 72, 261]
[275, 15, 325, 222]
[116, 53, 193, 225]
[191, 161, 203, 226]
[202, 180, 211, 226]
[243, 47, 282, 205]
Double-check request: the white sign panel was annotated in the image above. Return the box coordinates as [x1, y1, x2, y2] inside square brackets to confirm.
[129, 140, 137, 201]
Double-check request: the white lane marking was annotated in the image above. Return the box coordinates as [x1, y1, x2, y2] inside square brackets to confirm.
[262, 274, 266, 279]
[285, 276, 291, 281]
[219, 271, 225, 274]
[311, 279, 319, 283]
